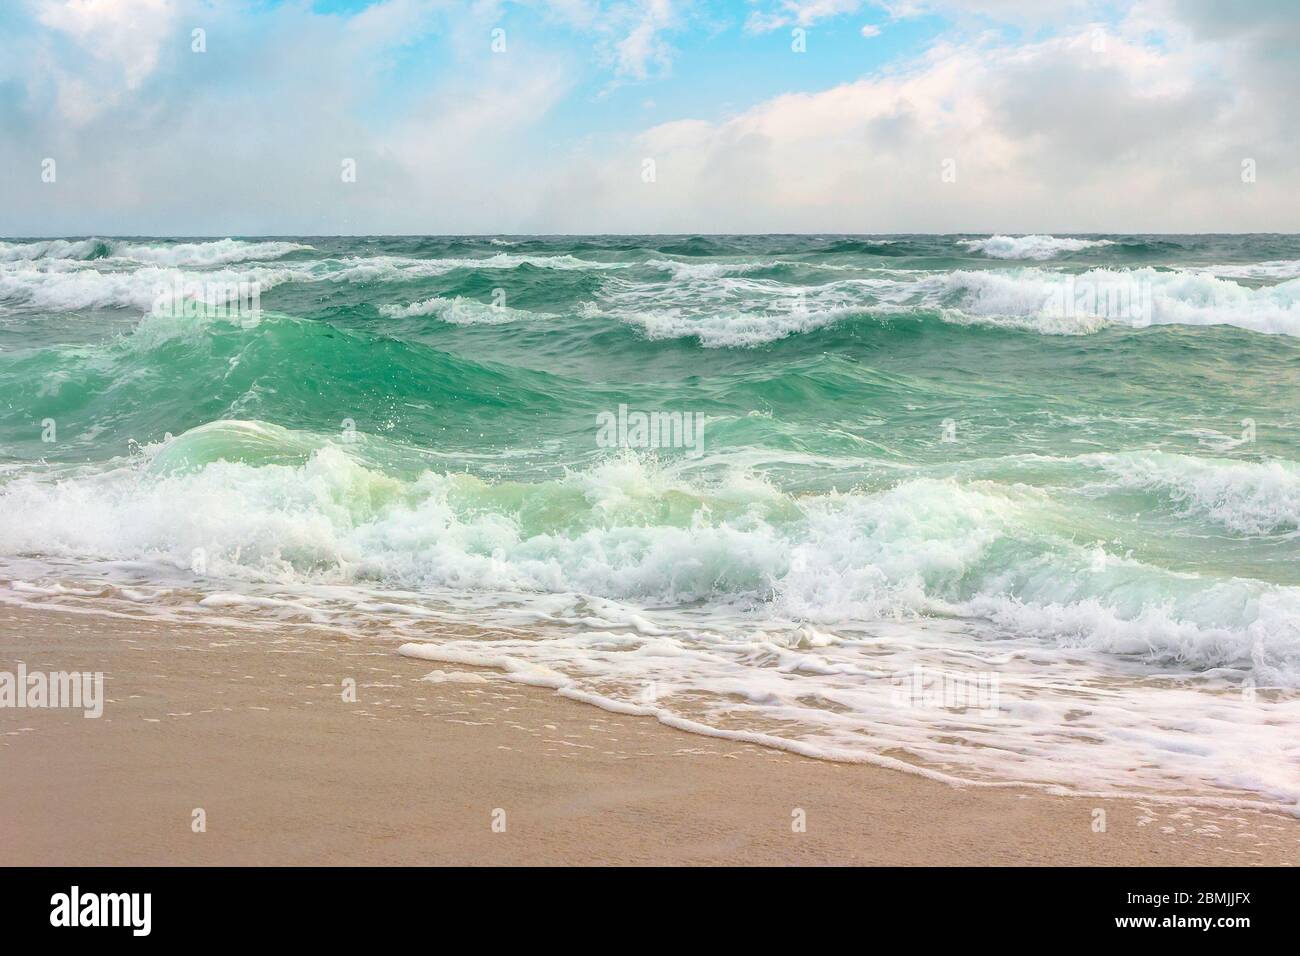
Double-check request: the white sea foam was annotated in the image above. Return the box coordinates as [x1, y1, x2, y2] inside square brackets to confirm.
[379, 295, 555, 325]
[0, 238, 310, 265]
[594, 273, 897, 346]
[627, 303, 857, 346]
[321, 252, 625, 281]
[0, 247, 624, 313]
[0, 430, 1293, 676]
[1, 428, 1297, 806]
[1207, 260, 1300, 281]
[959, 235, 1114, 260]
[1083, 451, 1300, 536]
[0, 239, 110, 261]
[0, 264, 299, 311]
[645, 258, 770, 280]
[588, 263, 1300, 344]
[111, 239, 313, 266]
[8, 240, 1300, 343]
[933, 267, 1300, 337]
[391, 631, 1299, 807]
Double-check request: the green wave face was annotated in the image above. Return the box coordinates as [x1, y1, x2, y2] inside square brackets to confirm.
[3, 234, 1300, 802]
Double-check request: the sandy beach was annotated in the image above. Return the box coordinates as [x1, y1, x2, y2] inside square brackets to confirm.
[1, 603, 1294, 866]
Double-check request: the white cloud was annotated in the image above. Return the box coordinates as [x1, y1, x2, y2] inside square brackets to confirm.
[35, 0, 176, 88]
[0, 0, 575, 234]
[1, 0, 1296, 234]
[881, 0, 1097, 20]
[861, 23, 881, 37]
[31, 0, 178, 123]
[747, 1, 866, 33]
[542, 24, 1298, 232]
[614, 0, 677, 79]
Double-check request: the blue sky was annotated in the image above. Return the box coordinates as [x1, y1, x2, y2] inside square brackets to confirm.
[1, 1, 1296, 234]
[293, 1, 954, 140]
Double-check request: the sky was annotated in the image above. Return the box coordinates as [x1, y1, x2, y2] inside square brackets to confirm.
[0, 0, 1297, 235]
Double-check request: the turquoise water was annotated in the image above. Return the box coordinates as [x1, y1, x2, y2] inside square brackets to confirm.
[2, 234, 1298, 804]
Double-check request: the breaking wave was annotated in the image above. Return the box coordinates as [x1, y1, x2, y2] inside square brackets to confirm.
[959, 235, 1115, 260]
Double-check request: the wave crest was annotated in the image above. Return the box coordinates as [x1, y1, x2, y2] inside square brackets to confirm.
[0, 238, 310, 266]
[2, 426, 1295, 678]
[379, 295, 556, 325]
[959, 235, 1115, 260]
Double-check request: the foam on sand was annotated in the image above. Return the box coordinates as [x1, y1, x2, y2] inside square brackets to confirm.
[2, 422, 1298, 808]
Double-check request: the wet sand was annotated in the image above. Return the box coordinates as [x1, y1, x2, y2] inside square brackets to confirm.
[1, 604, 1295, 865]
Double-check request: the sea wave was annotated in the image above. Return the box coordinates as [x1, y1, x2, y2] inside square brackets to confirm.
[3, 424, 1298, 805]
[645, 258, 772, 280]
[613, 302, 863, 346]
[0, 238, 311, 265]
[379, 295, 557, 325]
[326, 252, 625, 278]
[1, 421, 1294, 678]
[1207, 260, 1300, 281]
[933, 267, 1300, 337]
[591, 265, 1300, 344]
[111, 239, 314, 266]
[4, 233, 1300, 808]
[959, 235, 1115, 259]
[0, 239, 115, 261]
[6, 237, 1300, 344]
[1083, 451, 1300, 536]
[0, 264, 300, 311]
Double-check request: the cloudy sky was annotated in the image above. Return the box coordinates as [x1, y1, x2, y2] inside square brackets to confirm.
[1, 0, 1296, 235]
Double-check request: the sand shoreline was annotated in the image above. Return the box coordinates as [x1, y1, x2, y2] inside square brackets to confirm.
[1, 603, 1295, 866]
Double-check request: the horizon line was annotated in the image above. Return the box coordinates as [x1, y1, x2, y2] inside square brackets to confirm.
[6, 231, 1300, 240]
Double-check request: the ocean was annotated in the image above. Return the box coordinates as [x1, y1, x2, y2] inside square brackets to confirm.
[1, 234, 1297, 809]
